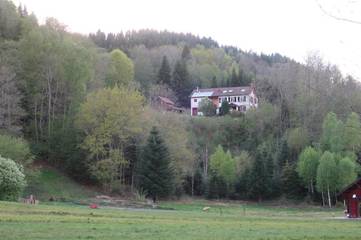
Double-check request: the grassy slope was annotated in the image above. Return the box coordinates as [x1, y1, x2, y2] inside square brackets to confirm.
[23, 165, 96, 201]
[0, 200, 359, 240]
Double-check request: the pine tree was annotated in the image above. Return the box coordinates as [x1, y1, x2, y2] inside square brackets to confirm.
[138, 127, 174, 202]
[248, 144, 269, 201]
[281, 162, 306, 199]
[171, 60, 192, 107]
[157, 56, 171, 85]
[230, 68, 238, 87]
[181, 45, 191, 61]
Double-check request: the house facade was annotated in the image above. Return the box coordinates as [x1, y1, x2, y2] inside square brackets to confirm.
[190, 86, 258, 116]
[156, 96, 184, 113]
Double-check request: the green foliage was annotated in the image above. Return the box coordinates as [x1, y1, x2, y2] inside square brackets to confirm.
[287, 127, 309, 159]
[316, 151, 338, 203]
[337, 157, 357, 191]
[142, 108, 195, 193]
[297, 146, 320, 194]
[106, 49, 134, 87]
[138, 127, 174, 201]
[76, 87, 144, 186]
[219, 101, 230, 115]
[343, 112, 361, 152]
[0, 135, 33, 166]
[198, 98, 216, 116]
[320, 112, 344, 153]
[247, 143, 274, 201]
[0, 156, 26, 201]
[0, 0, 21, 40]
[208, 145, 236, 197]
[171, 60, 192, 107]
[157, 56, 171, 85]
[281, 162, 305, 199]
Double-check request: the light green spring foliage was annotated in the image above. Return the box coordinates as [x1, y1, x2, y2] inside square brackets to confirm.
[0, 156, 26, 201]
[320, 112, 344, 153]
[337, 157, 357, 190]
[343, 112, 361, 152]
[76, 87, 144, 158]
[75, 87, 144, 185]
[198, 98, 217, 116]
[234, 151, 252, 176]
[297, 146, 320, 188]
[106, 49, 134, 88]
[141, 107, 195, 188]
[0, 135, 33, 166]
[316, 151, 338, 193]
[287, 127, 309, 155]
[209, 145, 236, 185]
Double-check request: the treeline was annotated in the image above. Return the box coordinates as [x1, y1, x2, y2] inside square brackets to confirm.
[1, 0, 361, 204]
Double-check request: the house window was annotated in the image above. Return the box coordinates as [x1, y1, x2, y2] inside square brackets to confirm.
[243, 96, 247, 102]
[194, 98, 197, 102]
[219, 98, 222, 103]
[250, 97, 253, 103]
[237, 97, 240, 102]
[233, 97, 236, 102]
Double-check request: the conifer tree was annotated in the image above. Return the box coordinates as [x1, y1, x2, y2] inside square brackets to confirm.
[171, 60, 192, 107]
[138, 127, 174, 202]
[157, 56, 171, 85]
[230, 68, 238, 87]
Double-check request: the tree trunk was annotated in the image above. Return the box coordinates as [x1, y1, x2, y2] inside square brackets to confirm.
[327, 185, 332, 208]
[204, 145, 208, 177]
[321, 191, 325, 207]
[191, 172, 194, 197]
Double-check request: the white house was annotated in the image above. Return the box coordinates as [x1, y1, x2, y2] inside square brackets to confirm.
[190, 86, 258, 116]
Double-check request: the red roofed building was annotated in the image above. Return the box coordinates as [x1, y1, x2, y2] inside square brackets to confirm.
[156, 96, 184, 113]
[339, 178, 361, 218]
[190, 85, 258, 116]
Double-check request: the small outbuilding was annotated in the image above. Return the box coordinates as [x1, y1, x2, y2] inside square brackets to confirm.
[339, 178, 361, 218]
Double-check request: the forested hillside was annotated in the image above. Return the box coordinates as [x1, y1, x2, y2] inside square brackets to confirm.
[1, 0, 361, 205]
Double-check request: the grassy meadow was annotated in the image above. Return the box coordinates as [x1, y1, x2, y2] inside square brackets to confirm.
[0, 200, 359, 240]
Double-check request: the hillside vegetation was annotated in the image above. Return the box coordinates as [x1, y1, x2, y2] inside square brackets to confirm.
[23, 164, 96, 201]
[1, 0, 361, 205]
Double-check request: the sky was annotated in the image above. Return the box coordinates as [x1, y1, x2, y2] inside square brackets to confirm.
[12, 0, 361, 80]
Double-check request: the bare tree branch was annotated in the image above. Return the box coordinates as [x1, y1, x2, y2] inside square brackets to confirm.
[315, 0, 361, 25]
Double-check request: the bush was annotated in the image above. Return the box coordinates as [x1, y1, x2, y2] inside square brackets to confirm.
[0, 156, 26, 201]
[0, 135, 33, 166]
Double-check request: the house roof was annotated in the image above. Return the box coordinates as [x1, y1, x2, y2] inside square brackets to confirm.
[158, 96, 175, 105]
[190, 86, 253, 98]
[338, 178, 361, 197]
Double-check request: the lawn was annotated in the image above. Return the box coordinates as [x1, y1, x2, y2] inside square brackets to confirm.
[0, 200, 359, 240]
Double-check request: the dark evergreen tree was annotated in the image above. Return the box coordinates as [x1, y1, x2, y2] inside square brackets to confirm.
[281, 162, 306, 199]
[181, 45, 191, 61]
[247, 144, 273, 201]
[219, 101, 230, 116]
[137, 127, 174, 202]
[157, 56, 172, 85]
[277, 138, 289, 167]
[230, 68, 238, 87]
[171, 60, 192, 107]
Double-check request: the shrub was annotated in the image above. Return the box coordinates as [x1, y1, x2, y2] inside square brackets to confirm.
[0, 156, 26, 201]
[0, 135, 33, 166]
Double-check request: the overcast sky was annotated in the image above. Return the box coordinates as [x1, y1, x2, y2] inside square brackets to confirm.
[12, 0, 361, 80]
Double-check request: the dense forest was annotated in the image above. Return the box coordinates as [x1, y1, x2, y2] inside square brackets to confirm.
[1, 0, 361, 205]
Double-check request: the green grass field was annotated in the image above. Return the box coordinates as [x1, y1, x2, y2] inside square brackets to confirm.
[0, 200, 359, 240]
[23, 164, 97, 201]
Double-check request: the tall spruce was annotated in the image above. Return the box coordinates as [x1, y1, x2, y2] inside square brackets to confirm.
[157, 56, 171, 85]
[138, 127, 174, 202]
[171, 60, 192, 107]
